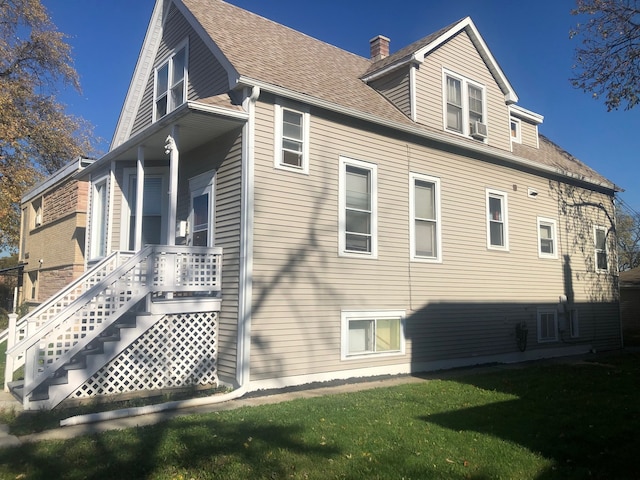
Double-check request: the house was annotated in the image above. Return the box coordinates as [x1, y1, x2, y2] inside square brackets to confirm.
[4, 0, 621, 410]
[620, 268, 640, 346]
[17, 157, 94, 308]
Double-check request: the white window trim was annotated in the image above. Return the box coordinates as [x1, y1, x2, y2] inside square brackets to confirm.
[188, 170, 216, 247]
[338, 156, 378, 258]
[537, 217, 558, 259]
[510, 117, 522, 145]
[442, 68, 487, 140]
[409, 172, 442, 263]
[486, 188, 509, 251]
[594, 225, 609, 273]
[273, 99, 310, 174]
[153, 41, 188, 122]
[341, 310, 406, 360]
[89, 175, 109, 261]
[537, 307, 558, 343]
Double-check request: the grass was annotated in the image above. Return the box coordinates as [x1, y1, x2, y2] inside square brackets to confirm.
[0, 351, 639, 479]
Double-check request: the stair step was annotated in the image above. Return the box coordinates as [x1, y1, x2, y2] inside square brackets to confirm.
[62, 359, 86, 371]
[7, 381, 24, 402]
[48, 372, 69, 386]
[96, 333, 120, 342]
[29, 390, 49, 402]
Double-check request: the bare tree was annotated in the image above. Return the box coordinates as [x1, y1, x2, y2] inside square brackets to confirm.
[617, 211, 640, 270]
[570, 0, 640, 110]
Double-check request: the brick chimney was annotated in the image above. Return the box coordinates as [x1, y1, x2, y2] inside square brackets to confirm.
[370, 35, 390, 61]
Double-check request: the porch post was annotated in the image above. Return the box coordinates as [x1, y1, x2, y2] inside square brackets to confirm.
[166, 125, 179, 246]
[134, 146, 145, 251]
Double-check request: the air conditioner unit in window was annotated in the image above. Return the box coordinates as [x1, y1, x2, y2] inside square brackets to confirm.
[470, 121, 488, 140]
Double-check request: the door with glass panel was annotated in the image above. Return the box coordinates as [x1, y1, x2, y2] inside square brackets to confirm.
[189, 172, 215, 247]
[126, 172, 168, 249]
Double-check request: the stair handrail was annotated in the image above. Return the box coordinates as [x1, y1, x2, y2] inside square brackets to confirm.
[10, 251, 133, 336]
[7, 247, 152, 359]
[19, 246, 156, 400]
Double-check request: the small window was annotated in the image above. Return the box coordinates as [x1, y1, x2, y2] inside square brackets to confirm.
[537, 308, 558, 343]
[274, 101, 310, 174]
[537, 217, 558, 259]
[510, 118, 521, 144]
[444, 70, 486, 139]
[28, 271, 38, 301]
[20, 206, 28, 260]
[410, 173, 441, 262]
[594, 226, 608, 272]
[32, 198, 42, 228]
[486, 189, 508, 250]
[341, 310, 405, 359]
[339, 157, 377, 257]
[154, 44, 187, 121]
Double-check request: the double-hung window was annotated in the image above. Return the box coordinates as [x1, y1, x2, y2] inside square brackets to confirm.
[341, 310, 405, 360]
[537, 217, 558, 259]
[410, 173, 441, 262]
[274, 100, 310, 173]
[154, 44, 187, 121]
[594, 226, 608, 272]
[486, 189, 508, 250]
[537, 308, 558, 343]
[444, 70, 486, 138]
[339, 157, 377, 257]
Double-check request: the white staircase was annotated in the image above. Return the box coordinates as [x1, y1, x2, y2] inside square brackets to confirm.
[5, 245, 222, 410]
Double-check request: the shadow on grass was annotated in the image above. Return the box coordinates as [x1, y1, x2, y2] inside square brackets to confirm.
[0, 413, 341, 479]
[421, 353, 640, 479]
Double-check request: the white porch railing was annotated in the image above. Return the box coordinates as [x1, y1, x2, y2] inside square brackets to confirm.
[5, 245, 222, 406]
[3, 251, 132, 392]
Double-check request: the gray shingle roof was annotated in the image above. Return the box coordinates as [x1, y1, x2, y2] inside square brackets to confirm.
[183, 0, 411, 124]
[181, 0, 616, 191]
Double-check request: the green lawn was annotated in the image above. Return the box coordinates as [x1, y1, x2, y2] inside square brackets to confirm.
[1, 352, 639, 479]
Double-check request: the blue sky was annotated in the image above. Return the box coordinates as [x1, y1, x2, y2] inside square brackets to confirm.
[43, 0, 639, 215]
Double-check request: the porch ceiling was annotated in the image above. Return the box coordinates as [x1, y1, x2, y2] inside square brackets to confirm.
[80, 103, 248, 176]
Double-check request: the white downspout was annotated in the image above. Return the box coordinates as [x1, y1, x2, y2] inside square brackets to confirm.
[60, 87, 261, 428]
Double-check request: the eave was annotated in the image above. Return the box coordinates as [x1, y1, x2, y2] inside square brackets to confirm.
[79, 101, 248, 180]
[239, 76, 617, 193]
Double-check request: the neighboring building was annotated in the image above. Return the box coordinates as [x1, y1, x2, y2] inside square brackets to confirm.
[18, 158, 93, 307]
[620, 268, 640, 346]
[5, 0, 621, 410]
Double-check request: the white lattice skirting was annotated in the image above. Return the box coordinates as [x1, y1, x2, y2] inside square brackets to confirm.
[72, 312, 219, 399]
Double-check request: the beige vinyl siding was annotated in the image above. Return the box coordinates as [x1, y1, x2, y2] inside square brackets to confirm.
[248, 98, 619, 381]
[519, 119, 539, 148]
[214, 135, 242, 382]
[175, 130, 244, 382]
[131, 4, 231, 137]
[369, 67, 412, 119]
[415, 31, 511, 151]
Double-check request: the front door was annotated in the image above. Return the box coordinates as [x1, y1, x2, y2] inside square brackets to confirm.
[123, 167, 169, 250]
[189, 171, 215, 247]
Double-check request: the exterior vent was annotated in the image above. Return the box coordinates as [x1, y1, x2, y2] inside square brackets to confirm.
[470, 121, 488, 140]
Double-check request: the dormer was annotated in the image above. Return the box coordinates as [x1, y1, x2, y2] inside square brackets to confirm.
[364, 17, 533, 152]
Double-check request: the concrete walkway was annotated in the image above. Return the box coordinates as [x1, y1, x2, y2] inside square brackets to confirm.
[0, 350, 632, 449]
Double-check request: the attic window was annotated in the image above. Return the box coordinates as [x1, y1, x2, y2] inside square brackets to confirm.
[444, 69, 486, 140]
[154, 44, 187, 121]
[510, 118, 522, 144]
